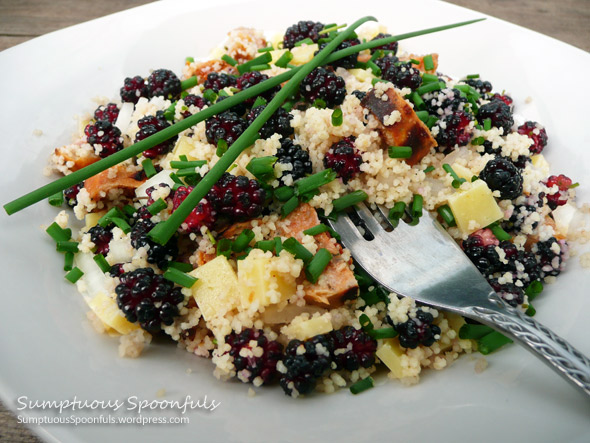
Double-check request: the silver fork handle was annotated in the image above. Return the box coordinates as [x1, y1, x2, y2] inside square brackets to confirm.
[466, 296, 590, 397]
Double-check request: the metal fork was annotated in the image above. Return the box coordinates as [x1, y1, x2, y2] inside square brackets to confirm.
[328, 203, 590, 396]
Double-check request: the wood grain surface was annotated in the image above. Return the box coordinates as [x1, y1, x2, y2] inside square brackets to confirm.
[0, 0, 588, 441]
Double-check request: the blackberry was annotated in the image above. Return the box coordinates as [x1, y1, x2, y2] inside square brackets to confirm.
[115, 267, 184, 333]
[93, 103, 120, 124]
[424, 88, 467, 117]
[317, 39, 360, 69]
[300, 67, 346, 108]
[135, 112, 177, 158]
[206, 173, 266, 220]
[329, 326, 377, 371]
[465, 78, 492, 94]
[130, 217, 178, 269]
[275, 138, 312, 184]
[216, 95, 248, 117]
[88, 225, 113, 255]
[351, 90, 366, 101]
[533, 237, 568, 278]
[109, 263, 125, 277]
[504, 204, 539, 233]
[488, 279, 524, 307]
[462, 232, 501, 276]
[517, 121, 548, 154]
[205, 111, 247, 147]
[225, 328, 284, 385]
[389, 309, 441, 349]
[180, 94, 210, 118]
[545, 174, 572, 209]
[236, 71, 279, 105]
[479, 157, 523, 200]
[323, 137, 363, 183]
[279, 334, 333, 396]
[246, 105, 293, 139]
[203, 72, 236, 92]
[84, 120, 124, 158]
[172, 186, 216, 233]
[283, 20, 324, 49]
[517, 250, 542, 284]
[370, 33, 398, 55]
[146, 69, 181, 99]
[490, 93, 513, 109]
[64, 183, 83, 207]
[378, 59, 422, 90]
[434, 111, 473, 151]
[120, 75, 148, 104]
[477, 100, 513, 134]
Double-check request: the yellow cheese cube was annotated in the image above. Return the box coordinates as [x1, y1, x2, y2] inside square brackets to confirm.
[348, 68, 375, 83]
[88, 292, 139, 335]
[446, 312, 466, 333]
[376, 338, 405, 379]
[290, 44, 319, 65]
[84, 211, 107, 230]
[531, 154, 550, 175]
[171, 136, 198, 162]
[290, 315, 333, 341]
[447, 180, 503, 234]
[450, 163, 475, 181]
[237, 253, 296, 309]
[269, 49, 287, 65]
[190, 256, 239, 321]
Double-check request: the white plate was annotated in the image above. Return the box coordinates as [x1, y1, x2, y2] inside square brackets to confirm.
[1, 0, 589, 442]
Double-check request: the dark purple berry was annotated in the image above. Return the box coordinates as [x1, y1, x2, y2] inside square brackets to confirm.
[317, 39, 360, 69]
[275, 138, 312, 184]
[533, 237, 568, 278]
[389, 309, 441, 349]
[545, 174, 572, 209]
[517, 121, 548, 154]
[203, 72, 236, 93]
[88, 225, 113, 255]
[376, 58, 422, 90]
[247, 105, 293, 139]
[323, 137, 363, 183]
[236, 71, 279, 105]
[146, 69, 181, 99]
[180, 94, 210, 118]
[172, 186, 216, 233]
[479, 157, 523, 200]
[84, 120, 124, 158]
[64, 183, 83, 207]
[477, 100, 513, 134]
[283, 21, 324, 49]
[205, 111, 247, 147]
[434, 111, 473, 151]
[93, 103, 120, 124]
[465, 78, 492, 94]
[206, 173, 266, 220]
[130, 216, 178, 269]
[488, 279, 524, 307]
[370, 33, 398, 55]
[300, 67, 346, 108]
[135, 111, 177, 158]
[120, 75, 148, 104]
[329, 326, 377, 371]
[424, 88, 467, 117]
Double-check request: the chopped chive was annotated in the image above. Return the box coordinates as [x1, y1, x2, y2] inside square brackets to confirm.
[123, 204, 136, 217]
[46, 222, 71, 242]
[355, 61, 367, 70]
[163, 267, 197, 288]
[148, 198, 168, 215]
[141, 158, 157, 178]
[471, 136, 485, 146]
[369, 327, 398, 339]
[48, 191, 63, 207]
[454, 84, 480, 100]
[426, 115, 438, 128]
[424, 165, 435, 173]
[478, 331, 512, 355]
[370, 49, 384, 61]
[360, 288, 381, 305]
[415, 81, 444, 96]
[257, 46, 274, 53]
[169, 261, 193, 273]
[275, 51, 294, 68]
[282, 237, 313, 263]
[64, 252, 74, 272]
[359, 313, 374, 331]
[180, 76, 198, 91]
[388, 201, 406, 228]
[175, 167, 200, 178]
[409, 58, 420, 65]
[489, 223, 511, 241]
[274, 186, 295, 202]
[65, 267, 84, 284]
[294, 38, 314, 47]
[252, 96, 268, 109]
[97, 207, 124, 228]
[525, 304, 536, 317]
[305, 248, 332, 283]
[525, 280, 543, 301]
[169, 172, 183, 186]
[170, 160, 206, 170]
[332, 190, 368, 213]
[415, 110, 429, 122]
[471, 175, 478, 182]
[237, 52, 273, 74]
[466, 73, 480, 79]
[437, 204, 456, 226]
[205, 228, 216, 245]
[255, 240, 275, 252]
[282, 101, 295, 112]
[312, 98, 327, 109]
[483, 118, 492, 131]
[163, 102, 176, 121]
[459, 324, 494, 339]
[246, 156, 277, 181]
[349, 376, 374, 395]
[249, 64, 271, 72]
[107, 217, 130, 234]
[185, 56, 194, 63]
[221, 54, 237, 66]
[367, 60, 381, 76]
[320, 23, 346, 34]
[296, 169, 337, 196]
[216, 139, 228, 157]
[281, 196, 300, 218]
[274, 237, 283, 254]
[421, 73, 439, 84]
[569, 182, 580, 189]
[202, 88, 218, 103]
[56, 241, 79, 253]
[93, 254, 111, 273]
[409, 91, 425, 110]
[325, 225, 341, 241]
[411, 194, 423, 218]
[303, 224, 329, 236]
[423, 54, 434, 71]
[371, 77, 390, 86]
[216, 238, 233, 258]
[442, 163, 466, 189]
[232, 229, 255, 253]
[331, 108, 343, 126]
[388, 146, 413, 159]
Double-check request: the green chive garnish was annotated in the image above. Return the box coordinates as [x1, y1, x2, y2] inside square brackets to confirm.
[368, 327, 398, 339]
[332, 190, 368, 213]
[232, 229, 255, 253]
[409, 58, 420, 65]
[331, 108, 343, 126]
[371, 77, 390, 86]
[367, 60, 381, 76]
[252, 96, 268, 109]
[185, 57, 194, 63]
[294, 38, 314, 47]
[180, 76, 198, 91]
[388, 201, 406, 228]
[97, 207, 125, 228]
[275, 51, 294, 68]
[389, 146, 413, 159]
[421, 72, 439, 84]
[64, 252, 74, 272]
[415, 81, 445, 96]
[170, 160, 206, 170]
[471, 136, 485, 146]
[525, 304, 536, 317]
[525, 280, 543, 301]
[296, 169, 337, 196]
[216, 238, 233, 258]
[350, 376, 374, 395]
[415, 110, 429, 122]
[478, 331, 512, 355]
[141, 158, 157, 178]
[237, 52, 273, 74]
[423, 54, 434, 71]
[359, 313, 374, 331]
[281, 196, 300, 218]
[202, 88, 218, 103]
[274, 236, 283, 254]
[459, 324, 494, 340]
[221, 54, 237, 66]
[409, 91, 425, 110]
[255, 240, 275, 252]
[123, 204, 136, 217]
[93, 254, 111, 273]
[246, 156, 277, 181]
[466, 73, 479, 79]
[360, 288, 382, 305]
[282, 237, 313, 263]
[489, 222, 511, 241]
[424, 165, 435, 173]
[65, 267, 83, 284]
[305, 248, 332, 283]
[110, 217, 131, 234]
[274, 186, 295, 202]
[257, 46, 274, 53]
[437, 204, 456, 226]
[163, 267, 197, 288]
[56, 241, 79, 253]
[216, 139, 228, 157]
[48, 191, 63, 207]
[313, 98, 327, 109]
[442, 163, 466, 189]
[411, 194, 423, 219]
[426, 115, 438, 128]
[167, 261, 192, 273]
[483, 118, 492, 131]
[148, 198, 168, 216]
[249, 64, 271, 72]
[46, 222, 71, 242]
[303, 224, 329, 236]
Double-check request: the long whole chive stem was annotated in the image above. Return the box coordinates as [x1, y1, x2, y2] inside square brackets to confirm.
[489, 222, 511, 241]
[180, 76, 198, 91]
[170, 160, 206, 169]
[369, 327, 398, 339]
[93, 254, 111, 273]
[163, 267, 198, 288]
[65, 267, 84, 284]
[320, 23, 346, 34]
[281, 196, 300, 218]
[46, 222, 71, 242]
[246, 156, 277, 181]
[305, 248, 332, 283]
[249, 64, 271, 72]
[459, 324, 494, 340]
[349, 376, 374, 395]
[232, 229, 255, 253]
[64, 252, 74, 271]
[437, 204, 456, 226]
[48, 191, 63, 207]
[221, 54, 237, 66]
[296, 169, 337, 196]
[274, 186, 295, 202]
[331, 108, 343, 126]
[282, 237, 313, 263]
[332, 190, 368, 212]
[303, 224, 329, 236]
[141, 158, 157, 178]
[3, 18, 484, 217]
[169, 261, 193, 273]
[255, 240, 275, 252]
[478, 331, 513, 355]
[148, 198, 168, 215]
[389, 146, 413, 159]
[56, 241, 79, 253]
[275, 51, 294, 68]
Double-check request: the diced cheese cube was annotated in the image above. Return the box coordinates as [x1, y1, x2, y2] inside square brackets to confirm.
[290, 315, 333, 341]
[447, 180, 503, 234]
[171, 136, 199, 162]
[446, 312, 466, 333]
[531, 154, 550, 175]
[450, 163, 475, 181]
[190, 256, 239, 321]
[349, 68, 375, 83]
[84, 211, 107, 230]
[88, 292, 139, 335]
[376, 338, 405, 379]
[290, 44, 319, 65]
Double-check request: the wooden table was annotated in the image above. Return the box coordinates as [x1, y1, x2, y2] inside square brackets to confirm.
[0, 0, 588, 441]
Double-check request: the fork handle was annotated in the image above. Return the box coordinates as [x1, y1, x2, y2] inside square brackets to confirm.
[467, 298, 590, 397]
